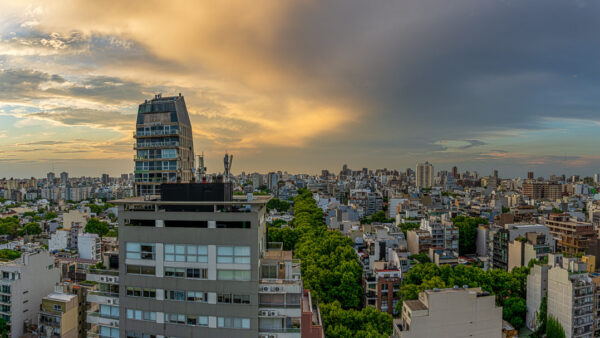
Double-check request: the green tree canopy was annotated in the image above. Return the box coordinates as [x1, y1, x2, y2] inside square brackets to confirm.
[45, 211, 58, 220]
[0, 249, 21, 261]
[84, 218, 110, 237]
[19, 222, 42, 236]
[452, 215, 488, 255]
[546, 315, 566, 338]
[266, 198, 291, 213]
[320, 301, 392, 338]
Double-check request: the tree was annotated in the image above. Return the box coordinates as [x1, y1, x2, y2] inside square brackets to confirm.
[0, 249, 21, 261]
[410, 253, 431, 264]
[546, 315, 565, 338]
[19, 222, 42, 236]
[535, 296, 547, 335]
[320, 301, 392, 338]
[84, 218, 109, 237]
[361, 210, 395, 224]
[502, 297, 526, 329]
[266, 198, 291, 213]
[0, 318, 8, 338]
[452, 216, 488, 255]
[45, 211, 58, 220]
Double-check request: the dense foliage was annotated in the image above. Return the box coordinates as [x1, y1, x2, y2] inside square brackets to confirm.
[44, 211, 58, 220]
[452, 215, 488, 255]
[410, 253, 431, 264]
[266, 198, 290, 212]
[398, 222, 420, 235]
[397, 262, 529, 327]
[20, 222, 42, 236]
[0, 249, 21, 261]
[268, 189, 392, 336]
[84, 218, 110, 237]
[320, 301, 393, 338]
[0, 217, 19, 237]
[546, 315, 566, 338]
[361, 210, 395, 224]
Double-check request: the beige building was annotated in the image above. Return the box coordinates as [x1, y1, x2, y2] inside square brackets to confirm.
[394, 287, 502, 338]
[38, 291, 80, 338]
[507, 232, 553, 271]
[416, 162, 434, 189]
[406, 229, 432, 255]
[62, 210, 88, 231]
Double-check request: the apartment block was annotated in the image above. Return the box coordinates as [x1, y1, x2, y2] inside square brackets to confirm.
[526, 264, 549, 331]
[115, 183, 312, 338]
[406, 229, 432, 255]
[77, 233, 101, 261]
[394, 287, 502, 338]
[85, 268, 120, 338]
[522, 182, 562, 200]
[545, 214, 596, 255]
[507, 232, 553, 271]
[0, 250, 60, 337]
[38, 291, 79, 338]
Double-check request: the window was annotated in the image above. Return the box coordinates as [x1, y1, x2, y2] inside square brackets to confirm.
[100, 326, 119, 338]
[126, 309, 156, 322]
[217, 317, 251, 329]
[217, 270, 251, 281]
[186, 268, 207, 279]
[126, 332, 156, 338]
[261, 264, 278, 279]
[164, 267, 185, 278]
[126, 243, 155, 260]
[126, 287, 156, 299]
[217, 246, 251, 264]
[166, 314, 208, 327]
[53, 304, 62, 311]
[126, 265, 155, 275]
[217, 293, 250, 304]
[186, 291, 206, 302]
[165, 245, 207, 263]
[100, 305, 119, 318]
[165, 290, 185, 301]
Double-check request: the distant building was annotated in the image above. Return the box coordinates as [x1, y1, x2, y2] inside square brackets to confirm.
[526, 264, 549, 331]
[545, 214, 596, 255]
[77, 233, 101, 261]
[407, 229, 432, 255]
[394, 287, 502, 338]
[522, 182, 562, 200]
[507, 232, 553, 271]
[416, 162, 434, 189]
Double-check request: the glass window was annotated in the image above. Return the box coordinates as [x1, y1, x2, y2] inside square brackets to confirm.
[127, 243, 155, 260]
[165, 245, 207, 263]
[217, 270, 250, 281]
[164, 267, 185, 278]
[217, 246, 250, 264]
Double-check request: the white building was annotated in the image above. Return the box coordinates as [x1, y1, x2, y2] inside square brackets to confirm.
[78, 233, 101, 261]
[0, 250, 60, 337]
[395, 287, 502, 338]
[48, 230, 70, 252]
[62, 209, 88, 231]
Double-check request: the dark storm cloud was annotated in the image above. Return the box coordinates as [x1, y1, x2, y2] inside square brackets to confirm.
[266, 0, 600, 146]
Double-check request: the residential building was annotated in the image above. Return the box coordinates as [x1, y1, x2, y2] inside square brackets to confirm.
[134, 94, 195, 196]
[507, 232, 553, 271]
[62, 210, 88, 231]
[363, 266, 401, 315]
[406, 229, 432, 255]
[49, 230, 70, 252]
[416, 162, 434, 189]
[394, 287, 502, 338]
[78, 233, 101, 261]
[420, 219, 458, 252]
[545, 214, 596, 255]
[522, 182, 562, 200]
[0, 250, 60, 337]
[38, 291, 79, 338]
[300, 289, 324, 338]
[547, 256, 594, 338]
[116, 183, 304, 337]
[526, 264, 549, 331]
[85, 268, 120, 338]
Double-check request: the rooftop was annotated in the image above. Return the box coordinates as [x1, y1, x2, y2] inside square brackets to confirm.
[404, 299, 428, 311]
[44, 292, 76, 302]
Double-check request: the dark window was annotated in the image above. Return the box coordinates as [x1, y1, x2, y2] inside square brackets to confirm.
[164, 220, 208, 228]
[127, 219, 155, 227]
[216, 221, 251, 229]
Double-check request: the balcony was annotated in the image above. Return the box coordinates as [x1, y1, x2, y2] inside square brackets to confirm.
[87, 291, 119, 306]
[134, 130, 179, 138]
[134, 141, 179, 149]
[86, 311, 119, 327]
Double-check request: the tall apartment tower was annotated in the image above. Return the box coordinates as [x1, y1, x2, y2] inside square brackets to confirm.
[134, 94, 195, 196]
[115, 184, 314, 337]
[416, 161, 434, 189]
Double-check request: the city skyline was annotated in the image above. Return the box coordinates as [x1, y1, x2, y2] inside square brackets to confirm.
[2, 1, 600, 177]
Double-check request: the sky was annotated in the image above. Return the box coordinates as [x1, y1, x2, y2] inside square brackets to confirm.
[1, 0, 600, 179]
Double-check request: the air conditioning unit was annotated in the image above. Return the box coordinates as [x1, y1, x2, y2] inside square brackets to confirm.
[260, 335, 270, 338]
[269, 311, 277, 316]
[269, 335, 277, 338]
[107, 299, 112, 304]
[260, 310, 269, 316]
[270, 286, 281, 292]
[261, 286, 269, 292]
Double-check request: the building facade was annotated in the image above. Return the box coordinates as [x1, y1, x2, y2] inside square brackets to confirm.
[416, 162, 434, 189]
[134, 94, 195, 196]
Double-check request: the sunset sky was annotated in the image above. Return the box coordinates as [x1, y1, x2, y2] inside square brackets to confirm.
[1, 0, 600, 178]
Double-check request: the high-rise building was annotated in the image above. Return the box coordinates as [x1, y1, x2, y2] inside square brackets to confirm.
[451, 166, 458, 178]
[47, 172, 56, 184]
[522, 182, 562, 200]
[101, 174, 110, 185]
[60, 171, 69, 184]
[134, 94, 195, 196]
[528, 171, 535, 180]
[416, 162, 434, 189]
[115, 183, 315, 337]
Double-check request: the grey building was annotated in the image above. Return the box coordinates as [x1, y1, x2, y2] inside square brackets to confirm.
[134, 94, 195, 197]
[115, 183, 303, 338]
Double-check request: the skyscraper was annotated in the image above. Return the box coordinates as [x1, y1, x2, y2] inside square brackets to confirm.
[47, 172, 55, 184]
[60, 171, 69, 184]
[416, 161, 434, 189]
[134, 94, 195, 196]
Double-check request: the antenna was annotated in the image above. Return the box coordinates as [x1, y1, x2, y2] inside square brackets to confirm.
[224, 152, 233, 182]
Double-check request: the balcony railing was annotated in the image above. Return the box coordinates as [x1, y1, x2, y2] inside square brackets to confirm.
[134, 141, 179, 149]
[259, 328, 301, 333]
